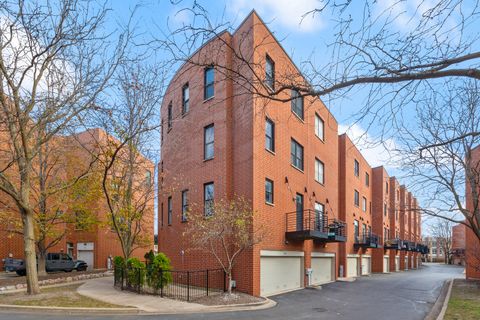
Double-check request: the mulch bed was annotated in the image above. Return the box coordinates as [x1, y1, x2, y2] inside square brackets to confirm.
[0, 269, 108, 287]
[192, 292, 265, 306]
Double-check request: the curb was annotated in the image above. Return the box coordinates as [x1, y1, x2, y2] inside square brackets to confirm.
[436, 278, 454, 320]
[0, 304, 139, 314]
[424, 279, 452, 320]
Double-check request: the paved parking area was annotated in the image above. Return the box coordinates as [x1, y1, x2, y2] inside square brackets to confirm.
[0, 263, 464, 320]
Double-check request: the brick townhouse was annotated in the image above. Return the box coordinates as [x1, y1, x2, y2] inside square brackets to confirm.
[0, 128, 154, 270]
[451, 223, 466, 266]
[158, 10, 425, 297]
[466, 146, 480, 279]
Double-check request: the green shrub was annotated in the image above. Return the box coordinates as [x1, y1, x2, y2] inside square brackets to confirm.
[146, 252, 173, 291]
[113, 256, 125, 267]
[126, 257, 146, 288]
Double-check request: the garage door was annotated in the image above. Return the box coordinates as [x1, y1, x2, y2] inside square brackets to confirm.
[404, 256, 408, 270]
[260, 252, 303, 296]
[383, 256, 390, 273]
[395, 256, 400, 272]
[361, 256, 371, 275]
[347, 256, 359, 277]
[311, 255, 334, 285]
[77, 250, 93, 271]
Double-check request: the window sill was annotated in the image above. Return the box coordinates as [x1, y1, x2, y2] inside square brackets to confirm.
[203, 96, 215, 103]
[265, 148, 275, 155]
[203, 157, 214, 162]
[315, 135, 325, 143]
[292, 111, 305, 123]
[181, 111, 189, 118]
[265, 202, 275, 207]
[315, 180, 325, 187]
[291, 164, 304, 173]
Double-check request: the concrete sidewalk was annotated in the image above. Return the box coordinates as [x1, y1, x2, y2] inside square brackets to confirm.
[77, 277, 275, 314]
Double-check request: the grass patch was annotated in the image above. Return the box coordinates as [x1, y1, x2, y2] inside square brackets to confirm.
[0, 284, 128, 308]
[444, 279, 480, 320]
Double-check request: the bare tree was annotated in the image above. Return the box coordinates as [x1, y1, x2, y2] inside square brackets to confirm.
[0, 0, 130, 294]
[429, 218, 453, 264]
[183, 196, 265, 295]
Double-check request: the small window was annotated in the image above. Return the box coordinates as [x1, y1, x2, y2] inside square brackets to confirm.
[145, 170, 152, 187]
[365, 172, 369, 186]
[315, 113, 324, 140]
[167, 196, 172, 225]
[291, 139, 304, 171]
[386, 182, 389, 194]
[204, 124, 214, 160]
[291, 89, 304, 120]
[265, 179, 274, 204]
[181, 190, 188, 222]
[354, 190, 359, 206]
[204, 182, 214, 216]
[167, 103, 173, 129]
[265, 55, 275, 90]
[354, 159, 359, 177]
[204, 66, 214, 100]
[354, 220, 359, 238]
[265, 118, 275, 152]
[384, 203, 387, 216]
[362, 197, 367, 212]
[182, 83, 190, 114]
[315, 158, 324, 184]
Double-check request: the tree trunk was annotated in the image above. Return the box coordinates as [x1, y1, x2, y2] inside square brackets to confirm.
[227, 271, 232, 295]
[37, 251, 47, 277]
[23, 210, 40, 294]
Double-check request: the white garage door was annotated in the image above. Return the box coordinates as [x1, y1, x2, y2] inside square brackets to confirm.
[361, 256, 371, 275]
[311, 256, 334, 285]
[383, 256, 390, 273]
[347, 256, 358, 277]
[77, 250, 94, 270]
[404, 256, 408, 270]
[395, 256, 400, 272]
[260, 251, 303, 296]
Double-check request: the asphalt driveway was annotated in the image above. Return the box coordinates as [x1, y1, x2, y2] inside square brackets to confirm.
[0, 263, 464, 320]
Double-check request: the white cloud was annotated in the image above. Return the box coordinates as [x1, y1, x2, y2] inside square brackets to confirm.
[338, 123, 400, 170]
[227, 0, 325, 33]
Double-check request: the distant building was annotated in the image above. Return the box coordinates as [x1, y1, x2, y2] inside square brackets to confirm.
[451, 224, 466, 266]
[423, 236, 446, 263]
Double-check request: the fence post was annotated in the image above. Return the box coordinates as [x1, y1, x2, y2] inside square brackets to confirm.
[160, 269, 163, 297]
[206, 269, 209, 296]
[187, 271, 190, 302]
[223, 270, 226, 292]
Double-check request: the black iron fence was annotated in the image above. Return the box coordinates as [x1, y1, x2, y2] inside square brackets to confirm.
[355, 232, 381, 247]
[114, 265, 226, 302]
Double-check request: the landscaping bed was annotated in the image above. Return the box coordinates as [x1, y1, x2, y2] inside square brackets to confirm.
[0, 283, 127, 308]
[444, 279, 480, 320]
[193, 292, 265, 306]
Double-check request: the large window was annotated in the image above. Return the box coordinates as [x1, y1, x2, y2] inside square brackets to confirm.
[181, 190, 188, 222]
[315, 113, 324, 140]
[354, 190, 359, 206]
[362, 196, 367, 212]
[291, 139, 304, 170]
[204, 182, 214, 216]
[265, 118, 275, 152]
[315, 202, 325, 231]
[182, 83, 190, 114]
[354, 159, 359, 177]
[265, 55, 275, 89]
[265, 178, 274, 204]
[204, 124, 214, 160]
[315, 158, 324, 184]
[167, 102, 173, 129]
[167, 196, 172, 225]
[291, 89, 304, 120]
[354, 220, 359, 239]
[204, 66, 214, 100]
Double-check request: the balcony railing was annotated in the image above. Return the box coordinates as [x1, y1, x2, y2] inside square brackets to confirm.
[285, 209, 347, 242]
[384, 238, 403, 250]
[354, 232, 381, 248]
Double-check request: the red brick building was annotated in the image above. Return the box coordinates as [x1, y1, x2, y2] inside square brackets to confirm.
[0, 128, 154, 270]
[451, 224, 466, 266]
[158, 10, 425, 297]
[466, 146, 480, 279]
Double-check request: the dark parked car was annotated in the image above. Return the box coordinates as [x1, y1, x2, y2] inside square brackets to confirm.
[3, 253, 87, 276]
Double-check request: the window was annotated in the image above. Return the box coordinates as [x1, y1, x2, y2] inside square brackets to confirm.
[354, 220, 359, 239]
[204, 66, 214, 99]
[384, 227, 388, 241]
[167, 102, 173, 129]
[291, 139, 304, 170]
[204, 124, 214, 160]
[145, 170, 152, 187]
[362, 197, 367, 212]
[354, 190, 359, 206]
[265, 118, 275, 152]
[167, 196, 172, 225]
[161, 202, 164, 227]
[315, 113, 324, 140]
[365, 172, 369, 186]
[368, 225, 372, 236]
[315, 158, 324, 184]
[182, 83, 190, 114]
[291, 89, 304, 120]
[384, 203, 387, 216]
[362, 223, 367, 236]
[265, 179, 274, 204]
[386, 182, 389, 194]
[265, 55, 275, 89]
[315, 202, 325, 231]
[354, 160, 360, 177]
[181, 190, 188, 222]
[204, 182, 214, 216]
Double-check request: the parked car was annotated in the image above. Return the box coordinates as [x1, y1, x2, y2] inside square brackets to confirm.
[3, 253, 87, 276]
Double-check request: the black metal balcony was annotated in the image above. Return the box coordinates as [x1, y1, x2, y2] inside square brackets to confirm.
[418, 244, 430, 254]
[285, 209, 347, 242]
[354, 232, 381, 248]
[407, 241, 417, 252]
[384, 238, 403, 250]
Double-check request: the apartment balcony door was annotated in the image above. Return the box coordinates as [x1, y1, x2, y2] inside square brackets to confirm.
[296, 193, 304, 231]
